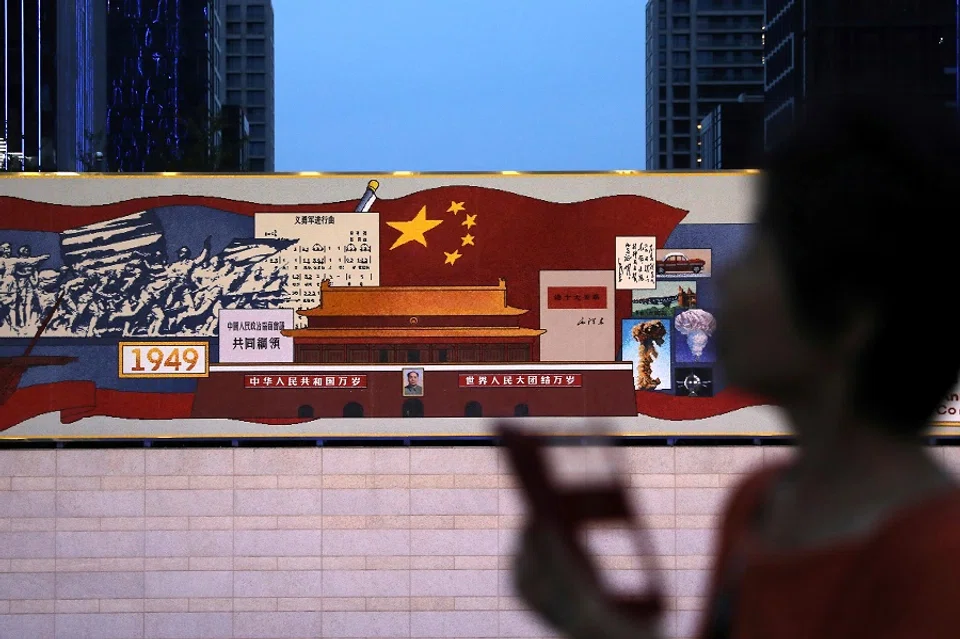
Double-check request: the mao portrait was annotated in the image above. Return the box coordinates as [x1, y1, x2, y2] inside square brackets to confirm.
[402, 368, 424, 396]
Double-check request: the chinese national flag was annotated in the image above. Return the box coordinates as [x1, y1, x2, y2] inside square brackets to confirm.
[363, 185, 686, 354]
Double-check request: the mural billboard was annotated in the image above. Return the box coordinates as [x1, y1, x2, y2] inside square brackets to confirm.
[1, 173, 954, 438]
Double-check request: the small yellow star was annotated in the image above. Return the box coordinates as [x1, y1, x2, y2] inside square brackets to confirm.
[447, 201, 466, 214]
[461, 233, 475, 246]
[444, 249, 463, 265]
[386, 206, 444, 250]
[461, 213, 477, 229]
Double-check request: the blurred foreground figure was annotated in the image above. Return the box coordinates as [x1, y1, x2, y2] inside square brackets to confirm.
[513, 93, 960, 638]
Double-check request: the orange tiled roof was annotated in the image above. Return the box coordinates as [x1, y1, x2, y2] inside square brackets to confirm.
[281, 327, 545, 339]
[297, 279, 529, 317]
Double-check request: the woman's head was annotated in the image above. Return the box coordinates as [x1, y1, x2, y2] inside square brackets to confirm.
[716, 95, 960, 435]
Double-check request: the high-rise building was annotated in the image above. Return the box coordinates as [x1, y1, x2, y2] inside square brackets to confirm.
[645, 0, 765, 170]
[764, 1, 958, 151]
[224, 1, 275, 172]
[220, 104, 249, 170]
[1, 0, 104, 171]
[104, 0, 226, 171]
[697, 98, 764, 169]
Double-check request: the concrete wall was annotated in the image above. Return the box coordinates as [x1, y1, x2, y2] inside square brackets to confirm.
[1, 446, 956, 638]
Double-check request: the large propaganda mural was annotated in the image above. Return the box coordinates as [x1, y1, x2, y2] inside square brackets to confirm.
[1, 173, 955, 438]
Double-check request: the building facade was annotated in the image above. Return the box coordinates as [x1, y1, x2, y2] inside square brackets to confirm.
[697, 99, 764, 168]
[0, 0, 104, 172]
[104, 0, 226, 171]
[283, 280, 545, 364]
[220, 104, 250, 170]
[191, 280, 637, 420]
[764, 0, 958, 150]
[645, 0, 765, 170]
[224, 0, 275, 172]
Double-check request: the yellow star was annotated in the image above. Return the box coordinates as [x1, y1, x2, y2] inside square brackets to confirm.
[444, 249, 463, 265]
[461, 213, 477, 229]
[447, 201, 466, 214]
[386, 206, 444, 250]
[461, 233, 475, 246]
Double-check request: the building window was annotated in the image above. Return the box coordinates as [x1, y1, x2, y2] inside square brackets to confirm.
[226, 21, 241, 35]
[227, 90, 242, 104]
[464, 401, 483, 418]
[249, 158, 266, 171]
[246, 73, 266, 88]
[247, 39, 265, 54]
[248, 141, 266, 156]
[658, 34, 666, 48]
[247, 56, 266, 71]
[249, 124, 265, 138]
[342, 402, 364, 418]
[227, 40, 241, 54]
[247, 90, 266, 105]
[673, 154, 691, 168]
[672, 0, 689, 12]
[227, 73, 242, 88]
[379, 349, 390, 363]
[247, 4, 266, 20]
[402, 398, 424, 418]
[672, 34, 689, 47]
[673, 17, 690, 29]
[297, 405, 314, 418]
[658, 16, 666, 29]
[672, 51, 690, 64]
[247, 21, 266, 35]
[672, 68, 690, 82]
[227, 56, 241, 71]
[246, 107, 265, 121]
[226, 5, 240, 20]
[674, 119, 690, 134]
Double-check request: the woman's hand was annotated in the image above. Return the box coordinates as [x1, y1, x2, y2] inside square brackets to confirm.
[513, 522, 661, 639]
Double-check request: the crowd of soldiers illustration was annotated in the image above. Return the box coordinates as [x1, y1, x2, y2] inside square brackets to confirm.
[0, 237, 289, 337]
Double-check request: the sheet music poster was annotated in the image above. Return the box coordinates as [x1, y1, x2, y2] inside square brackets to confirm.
[255, 213, 381, 327]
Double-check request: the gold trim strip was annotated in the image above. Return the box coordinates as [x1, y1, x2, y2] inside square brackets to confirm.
[0, 169, 761, 179]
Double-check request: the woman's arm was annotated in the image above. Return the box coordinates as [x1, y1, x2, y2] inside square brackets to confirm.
[514, 524, 663, 639]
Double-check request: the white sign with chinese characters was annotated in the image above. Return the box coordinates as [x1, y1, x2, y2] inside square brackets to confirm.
[615, 236, 656, 290]
[218, 308, 294, 363]
[255, 212, 380, 326]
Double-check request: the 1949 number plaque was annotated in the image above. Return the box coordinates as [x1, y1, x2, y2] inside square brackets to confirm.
[118, 342, 210, 378]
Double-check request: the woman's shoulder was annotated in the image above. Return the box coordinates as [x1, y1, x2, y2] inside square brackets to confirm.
[719, 462, 790, 533]
[872, 484, 960, 552]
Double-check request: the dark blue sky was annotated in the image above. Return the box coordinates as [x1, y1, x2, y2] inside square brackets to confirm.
[274, 0, 647, 172]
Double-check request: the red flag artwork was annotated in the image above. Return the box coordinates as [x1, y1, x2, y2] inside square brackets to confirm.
[0, 182, 767, 432]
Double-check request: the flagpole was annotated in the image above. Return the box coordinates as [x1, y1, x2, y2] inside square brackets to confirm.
[355, 179, 379, 212]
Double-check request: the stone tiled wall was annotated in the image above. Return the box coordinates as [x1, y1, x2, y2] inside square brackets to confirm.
[1, 446, 955, 639]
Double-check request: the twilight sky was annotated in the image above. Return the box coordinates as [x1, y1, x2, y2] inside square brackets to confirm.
[273, 0, 647, 172]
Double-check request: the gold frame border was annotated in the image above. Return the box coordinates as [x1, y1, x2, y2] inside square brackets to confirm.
[0, 169, 761, 179]
[117, 341, 210, 379]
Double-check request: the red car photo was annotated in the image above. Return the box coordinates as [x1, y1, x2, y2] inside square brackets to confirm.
[656, 251, 706, 274]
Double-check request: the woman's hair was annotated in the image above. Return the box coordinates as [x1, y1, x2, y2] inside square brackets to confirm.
[759, 94, 960, 434]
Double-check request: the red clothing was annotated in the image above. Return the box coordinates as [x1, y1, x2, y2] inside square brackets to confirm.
[697, 464, 960, 638]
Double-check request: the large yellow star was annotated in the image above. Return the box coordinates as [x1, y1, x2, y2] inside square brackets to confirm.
[386, 206, 444, 250]
[444, 249, 463, 265]
[461, 213, 477, 229]
[461, 233, 475, 246]
[447, 201, 466, 214]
